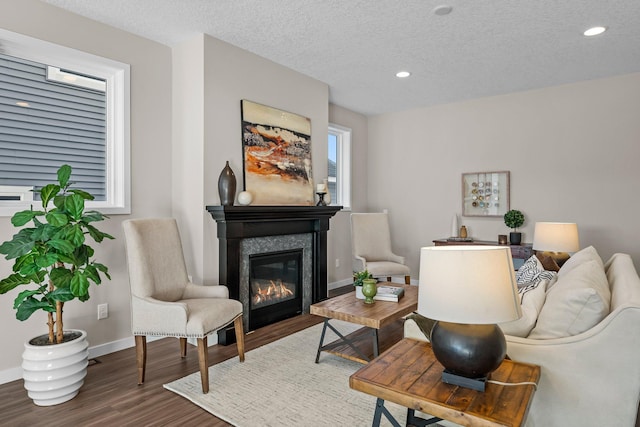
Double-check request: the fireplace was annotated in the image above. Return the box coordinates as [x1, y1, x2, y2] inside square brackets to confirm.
[207, 205, 341, 342]
[249, 250, 303, 330]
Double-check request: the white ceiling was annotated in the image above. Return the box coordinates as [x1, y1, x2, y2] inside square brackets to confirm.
[42, 0, 640, 116]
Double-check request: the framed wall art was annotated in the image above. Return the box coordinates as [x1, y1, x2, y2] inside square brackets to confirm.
[462, 171, 510, 217]
[240, 100, 314, 205]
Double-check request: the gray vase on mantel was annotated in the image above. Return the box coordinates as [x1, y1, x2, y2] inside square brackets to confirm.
[218, 161, 236, 206]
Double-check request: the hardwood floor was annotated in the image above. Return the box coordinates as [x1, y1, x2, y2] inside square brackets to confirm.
[0, 286, 353, 426]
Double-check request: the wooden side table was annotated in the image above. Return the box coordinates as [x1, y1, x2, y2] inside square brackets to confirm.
[310, 284, 417, 364]
[350, 338, 540, 427]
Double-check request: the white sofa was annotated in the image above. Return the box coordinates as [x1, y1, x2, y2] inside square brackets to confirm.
[404, 249, 640, 427]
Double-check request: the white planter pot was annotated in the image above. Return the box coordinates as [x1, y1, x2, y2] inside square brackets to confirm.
[22, 329, 89, 406]
[355, 286, 364, 300]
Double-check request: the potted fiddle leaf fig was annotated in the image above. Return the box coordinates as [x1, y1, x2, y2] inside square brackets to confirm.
[0, 164, 113, 406]
[504, 209, 525, 245]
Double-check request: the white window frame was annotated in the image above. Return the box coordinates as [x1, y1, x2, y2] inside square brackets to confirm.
[0, 186, 34, 202]
[328, 123, 352, 210]
[0, 29, 131, 216]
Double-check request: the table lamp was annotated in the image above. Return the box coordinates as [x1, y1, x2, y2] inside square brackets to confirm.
[532, 222, 579, 267]
[418, 246, 521, 391]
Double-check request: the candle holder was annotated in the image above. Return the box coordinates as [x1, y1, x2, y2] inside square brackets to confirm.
[316, 192, 327, 206]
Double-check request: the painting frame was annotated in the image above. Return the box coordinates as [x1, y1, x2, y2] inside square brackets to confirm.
[240, 100, 314, 206]
[462, 171, 510, 217]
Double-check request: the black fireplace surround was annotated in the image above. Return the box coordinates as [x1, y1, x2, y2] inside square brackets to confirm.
[206, 205, 341, 342]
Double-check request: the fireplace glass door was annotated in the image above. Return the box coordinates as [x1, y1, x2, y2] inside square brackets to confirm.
[249, 250, 303, 330]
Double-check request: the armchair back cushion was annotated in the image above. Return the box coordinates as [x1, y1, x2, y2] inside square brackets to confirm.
[351, 213, 396, 261]
[124, 218, 188, 302]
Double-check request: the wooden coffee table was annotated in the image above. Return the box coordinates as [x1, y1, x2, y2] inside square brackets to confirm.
[350, 338, 540, 427]
[310, 283, 417, 364]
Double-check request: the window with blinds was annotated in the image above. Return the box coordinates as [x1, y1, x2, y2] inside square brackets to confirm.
[0, 53, 107, 201]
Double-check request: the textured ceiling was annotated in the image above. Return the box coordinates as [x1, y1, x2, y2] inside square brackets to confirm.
[42, 0, 640, 116]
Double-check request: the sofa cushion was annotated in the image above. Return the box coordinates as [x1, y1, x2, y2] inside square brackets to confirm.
[499, 277, 550, 337]
[516, 255, 557, 286]
[528, 259, 610, 339]
[557, 245, 603, 278]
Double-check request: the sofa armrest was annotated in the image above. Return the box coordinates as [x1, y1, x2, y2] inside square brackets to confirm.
[506, 304, 640, 427]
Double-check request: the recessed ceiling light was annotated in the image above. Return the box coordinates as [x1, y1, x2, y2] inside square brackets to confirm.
[396, 71, 411, 78]
[584, 26, 607, 37]
[433, 5, 453, 16]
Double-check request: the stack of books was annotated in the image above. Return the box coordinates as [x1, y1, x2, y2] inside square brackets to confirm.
[374, 285, 405, 302]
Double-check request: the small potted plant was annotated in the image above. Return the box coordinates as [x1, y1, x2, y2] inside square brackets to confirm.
[353, 269, 373, 287]
[0, 164, 113, 406]
[504, 209, 525, 245]
[353, 269, 374, 300]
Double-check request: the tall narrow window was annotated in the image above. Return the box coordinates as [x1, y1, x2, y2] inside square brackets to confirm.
[0, 29, 130, 215]
[327, 124, 351, 209]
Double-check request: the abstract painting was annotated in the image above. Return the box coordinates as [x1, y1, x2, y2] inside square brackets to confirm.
[241, 100, 314, 205]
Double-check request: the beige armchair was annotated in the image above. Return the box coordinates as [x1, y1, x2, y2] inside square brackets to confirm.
[122, 218, 244, 393]
[350, 212, 410, 284]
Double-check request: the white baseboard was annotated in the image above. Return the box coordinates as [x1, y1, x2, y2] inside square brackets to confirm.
[328, 278, 353, 290]
[0, 335, 164, 385]
[0, 367, 23, 385]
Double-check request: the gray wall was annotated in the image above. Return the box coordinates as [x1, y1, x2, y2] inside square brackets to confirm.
[0, 0, 173, 376]
[366, 73, 640, 277]
[327, 104, 369, 286]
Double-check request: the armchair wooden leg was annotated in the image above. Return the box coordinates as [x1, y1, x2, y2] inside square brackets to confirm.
[234, 316, 246, 362]
[404, 275, 411, 284]
[197, 337, 209, 393]
[135, 335, 147, 385]
[387, 276, 392, 282]
[180, 337, 187, 358]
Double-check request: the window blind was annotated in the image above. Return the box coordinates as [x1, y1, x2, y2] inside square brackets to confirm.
[0, 53, 106, 200]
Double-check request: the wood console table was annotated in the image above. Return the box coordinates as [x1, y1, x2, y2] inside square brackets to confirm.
[433, 238, 533, 268]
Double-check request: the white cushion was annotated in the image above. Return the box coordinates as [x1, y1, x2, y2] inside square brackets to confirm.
[516, 255, 557, 286]
[499, 278, 549, 337]
[529, 259, 610, 339]
[366, 261, 410, 277]
[557, 245, 603, 279]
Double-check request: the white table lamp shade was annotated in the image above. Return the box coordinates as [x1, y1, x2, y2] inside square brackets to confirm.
[532, 222, 580, 253]
[418, 246, 521, 324]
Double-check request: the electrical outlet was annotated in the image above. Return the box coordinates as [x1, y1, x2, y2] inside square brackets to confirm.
[97, 303, 109, 320]
[335, 258, 340, 268]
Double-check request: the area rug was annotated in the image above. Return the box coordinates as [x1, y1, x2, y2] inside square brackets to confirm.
[164, 321, 445, 426]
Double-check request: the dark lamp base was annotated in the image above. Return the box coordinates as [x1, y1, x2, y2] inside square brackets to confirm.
[442, 370, 488, 392]
[431, 321, 506, 392]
